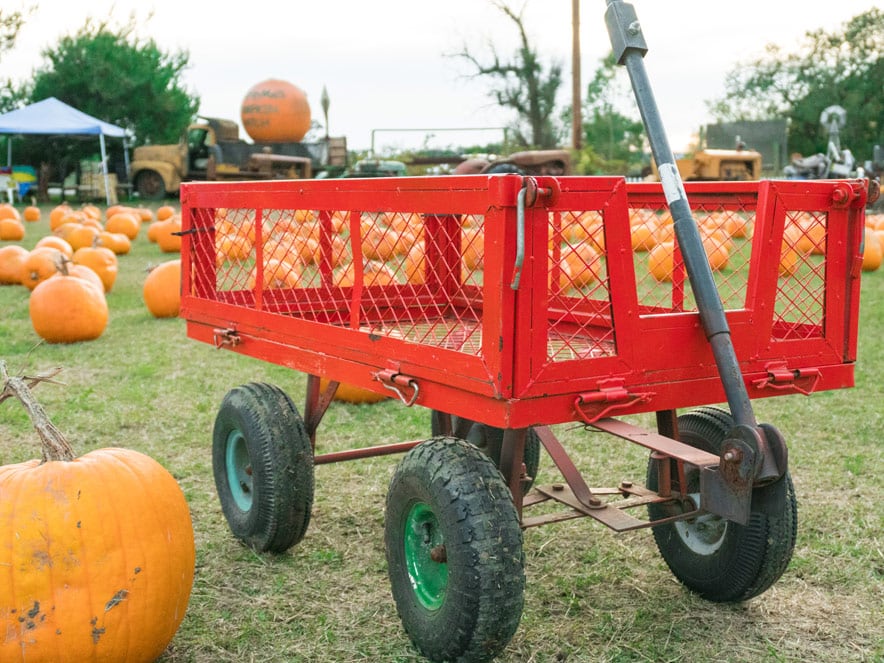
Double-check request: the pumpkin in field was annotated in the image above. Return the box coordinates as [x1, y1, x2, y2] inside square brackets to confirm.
[65, 223, 101, 251]
[143, 259, 181, 318]
[155, 216, 183, 253]
[106, 211, 141, 240]
[98, 230, 132, 255]
[29, 261, 108, 343]
[246, 258, 301, 289]
[23, 205, 41, 222]
[241, 78, 311, 143]
[318, 377, 389, 404]
[0, 203, 20, 221]
[861, 228, 882, 272]
[0, 362, 195, 663]
[334, 260, 396, 288]
[35, 235, 74, 258]
[156, 204, 177, 221]
[648, 241, 676, 283]
[0, 217, 25, 241]
[48, 203, 72, 228]
[0, 244, 29, 284]
[20, 247, 64, 291]
[73, 245, 119, 292]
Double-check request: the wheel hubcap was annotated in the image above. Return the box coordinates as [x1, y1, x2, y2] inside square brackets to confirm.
[226, 430, 253, 511]
[403, 502, 448, 610]
[674, 492, 727, 555]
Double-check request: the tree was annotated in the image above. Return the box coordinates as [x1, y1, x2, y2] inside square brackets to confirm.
[28, 15, 199, 146]
[707, 9, 882, 160]
[0, 5, 33, 112]
[455, 1, 564, 149]
[575, 52, 646, 175]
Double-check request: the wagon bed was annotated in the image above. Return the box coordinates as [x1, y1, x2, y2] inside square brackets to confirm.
[180, 175, 865, 427]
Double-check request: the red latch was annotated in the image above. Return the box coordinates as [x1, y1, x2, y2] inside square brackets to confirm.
[212, 328, 241, 350]
[573, 381, 652, 424]
[373, 368, 420, 406]
[752, 361, 821, 396]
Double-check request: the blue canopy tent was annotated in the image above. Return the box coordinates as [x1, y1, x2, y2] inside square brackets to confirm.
[0, 97, 130, 205]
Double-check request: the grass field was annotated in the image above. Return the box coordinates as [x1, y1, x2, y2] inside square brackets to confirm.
[1, 200, 882, 663]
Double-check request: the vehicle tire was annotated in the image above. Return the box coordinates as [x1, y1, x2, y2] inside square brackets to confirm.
[212, 382, 314, 553]
[135, 169, 167, 200]
[647, 406, 797, 602]
[385, 437, 524, 663]
[430, 411, 541, 492]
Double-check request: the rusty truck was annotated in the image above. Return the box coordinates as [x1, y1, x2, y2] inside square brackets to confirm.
[129, 117, 348, 199]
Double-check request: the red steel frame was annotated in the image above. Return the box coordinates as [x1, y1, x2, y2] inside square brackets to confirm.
[179, 174, 868, 527]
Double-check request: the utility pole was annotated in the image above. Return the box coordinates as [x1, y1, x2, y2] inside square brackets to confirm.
[572, 0, 582, 151]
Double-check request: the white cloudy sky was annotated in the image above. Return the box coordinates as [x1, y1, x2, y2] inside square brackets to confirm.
[2, 1, 876, 153]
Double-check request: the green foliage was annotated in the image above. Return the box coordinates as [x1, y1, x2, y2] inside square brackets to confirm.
[0, 4, 33, 113]
[569, 52, 647, 175]
[708, 9, 883, 159]
[29, 15, 199, 146]
[455, 1, 564, 149]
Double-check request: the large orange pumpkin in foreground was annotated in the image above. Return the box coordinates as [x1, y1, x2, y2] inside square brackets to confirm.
[240, 78, 311, 143]
[0, 363, 195, 662]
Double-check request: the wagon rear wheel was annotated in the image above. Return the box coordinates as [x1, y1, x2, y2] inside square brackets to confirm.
[647, 406, 797, 602]
[430, 411, 541, 492]
[385, 437, 524, 662]
[212, 382, 314, 553]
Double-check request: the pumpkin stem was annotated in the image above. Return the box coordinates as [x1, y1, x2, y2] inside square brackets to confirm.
[0, 361, 75, 462]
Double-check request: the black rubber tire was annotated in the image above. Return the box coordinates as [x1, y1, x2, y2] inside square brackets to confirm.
[134, 169, 167, 200]
[647, 406, 798, 602]
[212, 382, 314, 553]
[385, 437, 524, 663]
[429, 411, 541, 492]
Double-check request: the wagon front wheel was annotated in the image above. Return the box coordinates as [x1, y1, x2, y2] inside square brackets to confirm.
[212, 382, 314, 553]
[385, 437, 524, 662]
[647, 406, 797, 602]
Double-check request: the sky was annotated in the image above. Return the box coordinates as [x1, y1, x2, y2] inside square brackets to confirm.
[2, 0, 877, 154]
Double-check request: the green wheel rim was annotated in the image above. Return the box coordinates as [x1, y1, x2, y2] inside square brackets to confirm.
[226, 429, 253, 511]
[403, 502, 448, 610]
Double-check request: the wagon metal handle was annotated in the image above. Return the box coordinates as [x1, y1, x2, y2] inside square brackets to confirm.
[511, 177, 554, 290]
[373, 368, 419, 407]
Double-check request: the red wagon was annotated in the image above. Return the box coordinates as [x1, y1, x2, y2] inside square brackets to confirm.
[179, 171, 870, 660]
[177, 3, 872, 659]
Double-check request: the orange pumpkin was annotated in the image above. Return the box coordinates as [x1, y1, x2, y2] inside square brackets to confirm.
[156, 204, 177, 221]
[648, 241, 676, 283]
[0, 367, 195, 662]
[106, 211, 141, 240]
[0, 217, 25, 241]
[73, 245, 119, 292]
[247, 258, 302, 289]
[861, 228, 882, 272]
[155, 216, 183, 253]
[143, 259, 181, 318]
[0, 203, 20, 221]
[98, 231, 132, 255]
[29, 265, 108, 343]
[241, 78, 311, 142]
[35, 235, 74, 258]
[22, 205, 41, 222]
[48, 204, 72, 228]
[0, 244, 29, 284]
[65, 223, 101, 251]
[318, 377, 389, 404]
[20, 247, 64, 291]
